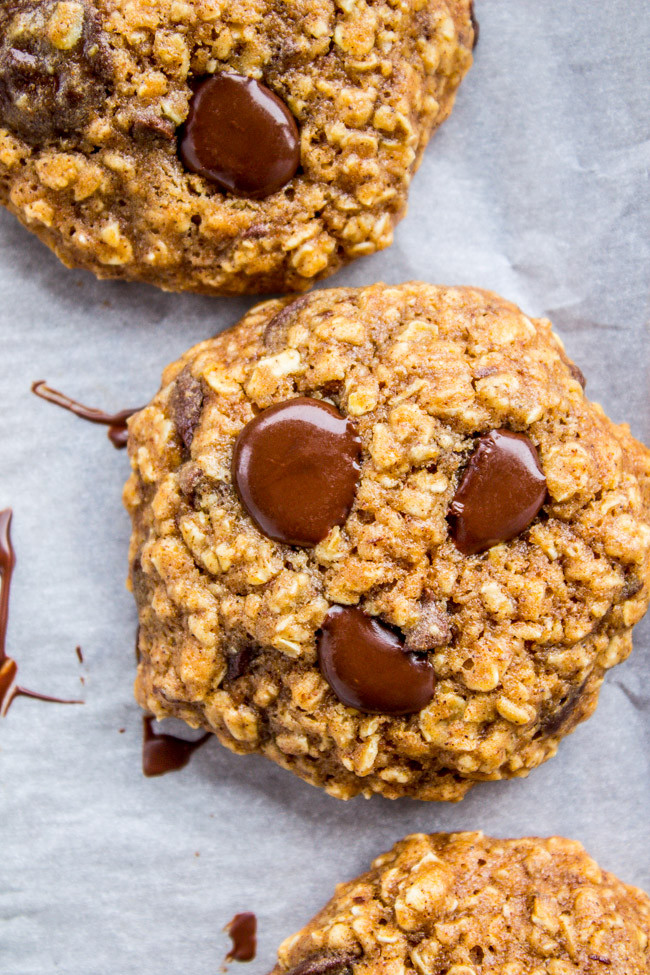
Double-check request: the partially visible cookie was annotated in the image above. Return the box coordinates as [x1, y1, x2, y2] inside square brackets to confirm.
[270, 833, 650, 975]
[0, 0, 474, 294]
[124, 282, 650, 800]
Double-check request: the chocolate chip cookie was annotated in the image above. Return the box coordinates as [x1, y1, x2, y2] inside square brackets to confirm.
[269, 833, 650, 975]
[0, 0, 475, 295]
[123, 282, 650, 799]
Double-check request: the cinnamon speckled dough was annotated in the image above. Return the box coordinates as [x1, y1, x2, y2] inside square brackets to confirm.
[270, 833, 650, 975]
[0, 0, 474, 295]
[123, 283, 650, 800]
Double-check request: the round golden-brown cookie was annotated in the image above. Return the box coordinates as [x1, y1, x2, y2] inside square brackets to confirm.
[0, 0, 474, 295]
[269, 833, 650, 975]
[123, 282, 650, 800]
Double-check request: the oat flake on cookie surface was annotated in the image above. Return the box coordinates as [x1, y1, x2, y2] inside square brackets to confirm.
[269, 833, 650, 975]
[124, 282, 650, 800]
[0, 0, 474, 295]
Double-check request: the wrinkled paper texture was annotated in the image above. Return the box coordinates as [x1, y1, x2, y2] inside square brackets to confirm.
[1, 2, 649, 973]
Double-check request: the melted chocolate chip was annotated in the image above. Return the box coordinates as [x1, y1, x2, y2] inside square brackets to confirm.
[31, 381, 140, 449]
[469, 1, 479, 49]
[318, 606, 436, 715]
[263, 296, 311, 351]
[225, 912, 257, 963]
[232, 397, 362, 547]
[226, 647, 254, 682]
[0, 0, 113, 144]
[568, 361, 587, 389]
[142, 716, 210, 777]
[179, 73, 300, 198]
[170, 370, 204, 451]
[622, 576, 643, 600]
[131, 110, 175, 142]
[448, 430, 546, 555]
[284, 954, 354, 975]
[404, 598, 451, 651]
[537, 680, 588, 738]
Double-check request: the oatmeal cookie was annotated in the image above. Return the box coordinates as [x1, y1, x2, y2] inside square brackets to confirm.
[0, 0, 474, 295]
[269, 833, 650, 975]
[123, 282, 650, 800]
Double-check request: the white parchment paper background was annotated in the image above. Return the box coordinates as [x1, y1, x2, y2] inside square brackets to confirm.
[1, 2, 649, 972]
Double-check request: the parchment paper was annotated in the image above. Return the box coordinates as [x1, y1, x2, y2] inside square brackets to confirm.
[1, 2, 649, 973]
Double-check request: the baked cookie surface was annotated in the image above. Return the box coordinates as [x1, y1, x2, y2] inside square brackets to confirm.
[269, 833, 650, 975]
[124, 282, 650, 799]
[0, 0, 474, 295]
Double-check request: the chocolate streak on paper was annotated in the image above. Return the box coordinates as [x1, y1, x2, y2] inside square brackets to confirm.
[225, 912, 257, 963]
[142, 716, 211, 777]
[0, 509, 82, 716]
[31, 380, 141, 449]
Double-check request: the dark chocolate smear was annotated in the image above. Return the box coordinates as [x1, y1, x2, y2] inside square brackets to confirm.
[170, 369, 204, 451]
[0, 508, 82, 715]
[31, 380, 141, 449]
[225, 912, 257, 963]
[142, 716, 210, 777]
[0, 0, 113, 144]
[318, 606, 435, 715]
[232, 397, 362, 547]
[283, 954, 355, 975]
[448, 429, 547, 555]
[179, 73, 300, 198]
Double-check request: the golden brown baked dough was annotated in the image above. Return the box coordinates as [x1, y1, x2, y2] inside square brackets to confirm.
[0, 0, 474, 294]
[270, 833, 650, 975]
[124, 283, 650, 799]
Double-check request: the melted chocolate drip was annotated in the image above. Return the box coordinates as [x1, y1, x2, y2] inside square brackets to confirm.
[0, 508, 82, 716]
[225, 912, 257, 963]
[142, 716, 211, 777]
[76, 646, 84, 664]
[31, 380, 141, 449]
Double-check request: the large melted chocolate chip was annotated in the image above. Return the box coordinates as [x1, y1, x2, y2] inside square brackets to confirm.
[170, 369, 204, 451]
[448, 430, 546, 555]
[179, 73, 300, 198]
[0, 1, 113, 144]
[318, 606, 436, 715]
[232, 397, 361, 547]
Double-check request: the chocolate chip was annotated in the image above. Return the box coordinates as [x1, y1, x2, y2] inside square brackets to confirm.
[568, 361, 587, 389]
[0, 1, 112, 144]
[263, 296, 311, 351]
[131, 110, 175, 142]
[622, 576, 643, 600]
[171, 370, 204, 451]
[448, 430, 546, 555]
[284, 954, 355, 975]
[404, 598, 451, 651]
[179, 73, 300, 198]
[318, 606, 436, 715]
[537, 680, 587, 737]
[226, 647, 254, 682]
[232, 397, 361, 547]
[177, 462, 204, 502]
[469, 1, 479, 49]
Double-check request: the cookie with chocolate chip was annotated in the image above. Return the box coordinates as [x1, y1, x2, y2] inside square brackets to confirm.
[270, 833, 650, 975]
[0, 0, 474, 295]
[124, 282, 650, 800]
